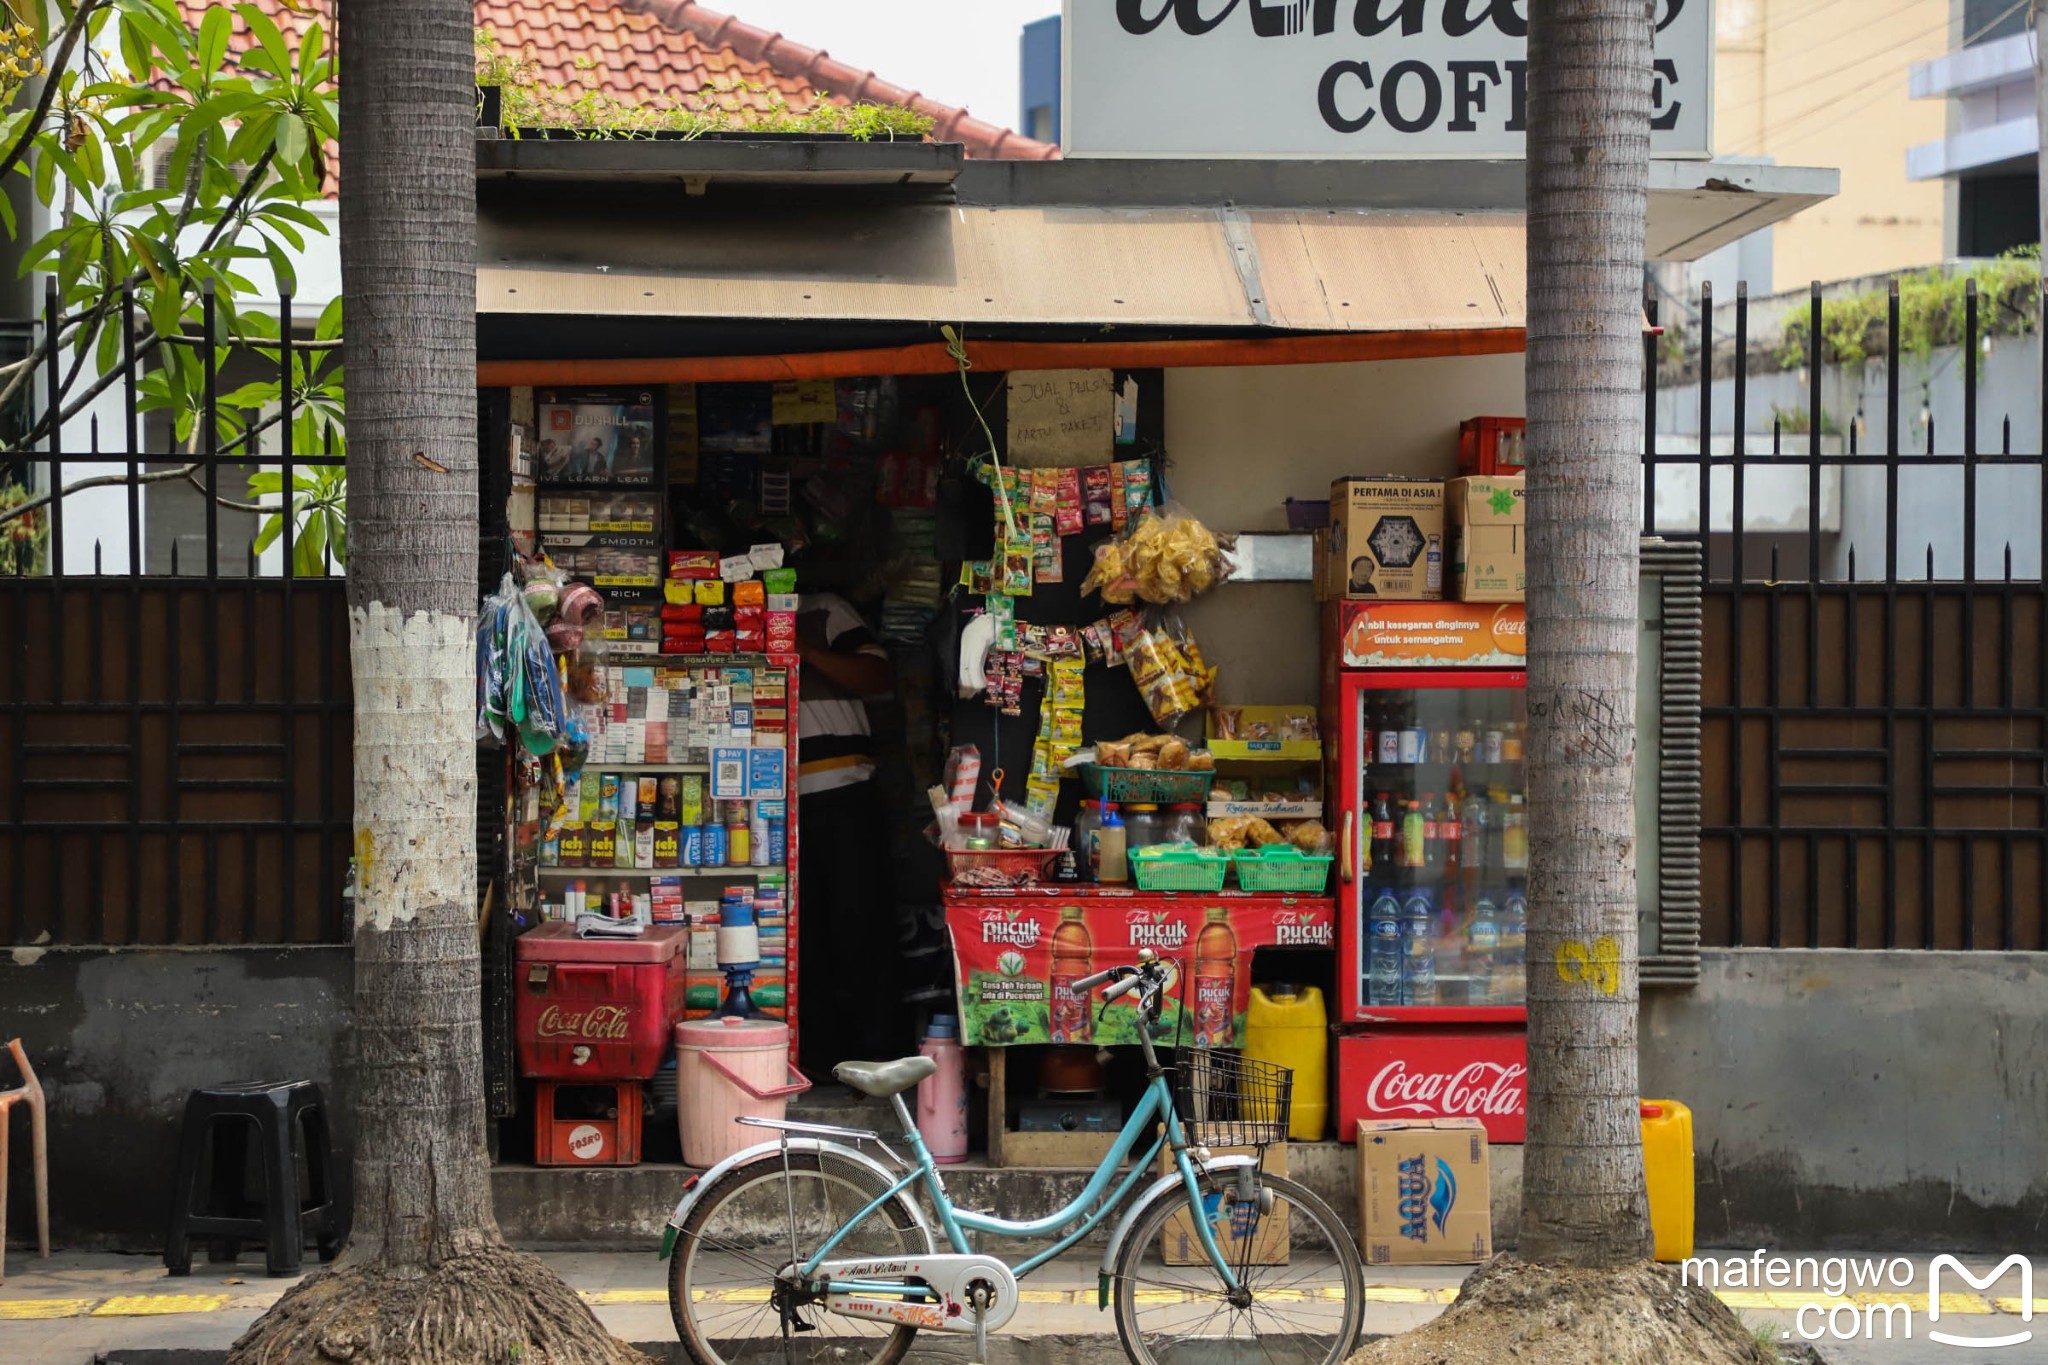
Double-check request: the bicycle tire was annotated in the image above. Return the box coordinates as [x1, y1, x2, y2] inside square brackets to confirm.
[1110, 1169, 1366, 1365]
[668, 1149, 933, 1365]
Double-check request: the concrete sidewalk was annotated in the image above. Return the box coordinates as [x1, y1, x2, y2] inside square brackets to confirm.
[1, 1248, 2041, 1363]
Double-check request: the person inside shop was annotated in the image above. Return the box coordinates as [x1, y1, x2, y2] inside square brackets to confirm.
[793, 590, 905, 1079]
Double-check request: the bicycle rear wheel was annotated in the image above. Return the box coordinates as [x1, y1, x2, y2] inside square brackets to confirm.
[669, 1149, 932, 1365]
[1111, 1169, 1365, 1365]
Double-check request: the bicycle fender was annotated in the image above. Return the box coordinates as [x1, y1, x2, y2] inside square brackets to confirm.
[1096, 1153, 1261, 1279]
[658, 1139, 926, 1259]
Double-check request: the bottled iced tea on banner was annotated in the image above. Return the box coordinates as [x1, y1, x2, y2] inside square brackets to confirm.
[1049, 907, 1094, 1043]
[1194, 907, 1238, 1047]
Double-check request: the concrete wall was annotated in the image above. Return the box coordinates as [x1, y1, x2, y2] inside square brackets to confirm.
[1643, 949, 2048, 1251]
[1163, 353, 1527, 703]
[0, 947, 353, 1251]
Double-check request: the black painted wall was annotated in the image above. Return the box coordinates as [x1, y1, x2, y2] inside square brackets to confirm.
[0, 947, 353, 1251]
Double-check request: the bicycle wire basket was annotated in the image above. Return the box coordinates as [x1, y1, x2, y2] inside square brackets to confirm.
[1173, 1050, 1293, 1149]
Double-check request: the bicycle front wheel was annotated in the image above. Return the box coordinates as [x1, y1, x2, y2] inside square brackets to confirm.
[1111, 1169, 1365, 1365]
[669, 1149, 934, 1365]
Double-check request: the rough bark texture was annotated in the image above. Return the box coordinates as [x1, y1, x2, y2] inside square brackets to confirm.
[1516, 0, 1654, 1270]
[228, 1, 642, 1360]
[1348, 1257, 1778, 1365]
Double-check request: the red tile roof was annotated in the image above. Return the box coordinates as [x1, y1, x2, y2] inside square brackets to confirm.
[182, 0, 1056, 161]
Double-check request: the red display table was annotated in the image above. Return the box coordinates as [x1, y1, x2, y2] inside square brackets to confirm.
[943, 888, 1335, 1049]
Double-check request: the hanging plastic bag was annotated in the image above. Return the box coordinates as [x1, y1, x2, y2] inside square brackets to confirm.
[1080, 501, 1234, 605]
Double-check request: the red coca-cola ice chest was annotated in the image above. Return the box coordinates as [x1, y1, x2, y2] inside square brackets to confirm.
[1337, 1027, 1527, 1144]
[515, 922, 688, 1079]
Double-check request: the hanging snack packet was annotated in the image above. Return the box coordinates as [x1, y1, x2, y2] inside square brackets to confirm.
[1050, 657, 1086, 709]
[1109, 463, 1130, 531]
[1055, 467, 1084, 535]
[1030, 467, 1059, 521]
[1001, 529, 1035, 596]
[990, 592, 1019, 652]
[1123, 459, 1154, 518]
[1084, 466, 1114, 527]
[1033, 513, 1063, 584]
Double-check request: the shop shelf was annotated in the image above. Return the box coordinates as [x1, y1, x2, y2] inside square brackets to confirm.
[1230, 846, 1333, 894]
[1079, 765, 1216, 806]
[1129, 845, 1229, 893]
[536, 866, 779, 878]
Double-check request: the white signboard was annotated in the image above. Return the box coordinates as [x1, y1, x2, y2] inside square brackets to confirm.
[1064, 0, 1712, 160]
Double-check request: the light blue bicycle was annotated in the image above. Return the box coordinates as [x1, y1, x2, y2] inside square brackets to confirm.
[659, 949, 1366, 1365]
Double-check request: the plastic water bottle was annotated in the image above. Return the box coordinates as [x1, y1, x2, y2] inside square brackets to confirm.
[1466, 892, 1501, 1004]
[1496, 888, 1528, 1005]
[1367, 889, 1403, 1006]
[1400, 889, 1437, 1005]
[917, 1014, 969, 1164]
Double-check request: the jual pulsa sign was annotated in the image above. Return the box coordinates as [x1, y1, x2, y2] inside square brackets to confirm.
[1063, 0, 1712, 159]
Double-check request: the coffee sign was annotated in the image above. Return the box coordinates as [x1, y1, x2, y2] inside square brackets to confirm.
[1064, 0, 1711, 159]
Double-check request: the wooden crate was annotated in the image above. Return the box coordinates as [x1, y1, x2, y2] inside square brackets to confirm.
[985, 1049, 1121, 1169]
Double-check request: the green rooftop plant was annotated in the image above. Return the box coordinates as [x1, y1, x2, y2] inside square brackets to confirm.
[1776, 250, 2042, 372]
[474, 29, 934, 141]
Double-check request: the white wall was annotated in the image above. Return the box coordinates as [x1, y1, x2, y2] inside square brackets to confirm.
[1163, 352, 1527, 702]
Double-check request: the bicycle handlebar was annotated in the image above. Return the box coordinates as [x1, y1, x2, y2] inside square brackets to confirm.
[1101, 974, 1144, 1004]
[1072, 966, 1119, 992]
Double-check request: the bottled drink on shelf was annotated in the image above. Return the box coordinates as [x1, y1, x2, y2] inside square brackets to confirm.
[1461, 789, 1491, 896]
[1456, 725, 1478, 765]
[1502, 794, 1530, 872]
[1400, 888, 1437, 1005]
[1483, 724, 1504, 765]
[1370, 792, 1396, 873]
[1368, 889, 1403, 1005]
[1497, 887, 1528, 1004]
[1398, 723, 1427, 764]
[1502, 721, 1524, 762]
[1194, 907, 1238, 1047]
[1399, 799, 1426, 869]
[1432, 729, 1453, 764]
[1049, 906, 1093, 1043]
[1466, 891, 1501, 1003]
[1440, 791, 1463, 911]
[1377, 703, 1402, 765]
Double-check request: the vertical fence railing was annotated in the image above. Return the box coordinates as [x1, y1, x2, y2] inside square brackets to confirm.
[1645, 273, 2048, 951]
[0, 289, 352, 946]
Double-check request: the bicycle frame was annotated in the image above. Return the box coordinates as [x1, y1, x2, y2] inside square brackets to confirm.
[799, 1056, 1243, 1298]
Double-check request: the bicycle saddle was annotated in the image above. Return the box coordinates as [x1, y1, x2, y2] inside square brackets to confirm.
[833, 1056, 938, 1098]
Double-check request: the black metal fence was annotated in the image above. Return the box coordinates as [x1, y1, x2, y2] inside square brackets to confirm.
[0, 285, 354, 946]
[1645, 277, 2048, 951]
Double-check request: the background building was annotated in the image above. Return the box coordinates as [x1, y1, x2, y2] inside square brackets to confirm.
[1908, 0, 2040, 257]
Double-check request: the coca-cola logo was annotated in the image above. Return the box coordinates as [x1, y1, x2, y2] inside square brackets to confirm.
[1490, 608, 1527, 651]
[537, 1004, 631, 1041]
[1366, 1059, 1526, 1117]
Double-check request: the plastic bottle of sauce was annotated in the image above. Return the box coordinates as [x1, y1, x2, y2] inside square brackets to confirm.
[1095, 807, 1129, 884]
[1049, 907, 1094, 1044]
[1193, 907, 1239, 1048]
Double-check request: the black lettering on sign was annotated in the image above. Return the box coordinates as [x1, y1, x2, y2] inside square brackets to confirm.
[1115, 0, 1177, 33]
[1505, 59, 1528, 132]
[1443, 0, 1525, 38]
[1318, 60, 1376, 133]
[1650, 58, 1680, 131]
[1350, 0, 1425, 36]
[1656, 0, 1686, 33]
[1446, 60, 1500, 131]
[1380, 60, 1441, 133]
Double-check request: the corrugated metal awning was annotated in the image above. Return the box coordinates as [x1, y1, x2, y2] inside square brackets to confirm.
[476, 202, 1527, 335]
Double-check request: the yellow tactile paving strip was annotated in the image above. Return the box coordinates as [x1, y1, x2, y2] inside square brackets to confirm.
[0, 1284, 2023, 1319]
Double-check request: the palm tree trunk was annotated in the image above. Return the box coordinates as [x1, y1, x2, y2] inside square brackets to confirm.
[2033, 4, 2047, 254]
[1518, 0, 1654, 1268]
[335, 0, 492, 1271]
[227, 4, 641, 1358]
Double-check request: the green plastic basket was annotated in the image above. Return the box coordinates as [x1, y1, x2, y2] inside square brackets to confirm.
[1080, 765, 1216, 806]
[1129, 845, 1230, 892]
[1231, 845, 1335, 893]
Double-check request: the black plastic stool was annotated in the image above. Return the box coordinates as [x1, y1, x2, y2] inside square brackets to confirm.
[164, 1080, 345, 1278]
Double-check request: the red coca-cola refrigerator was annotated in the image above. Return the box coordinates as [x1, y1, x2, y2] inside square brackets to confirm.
[1321, 600, 1530, 1142]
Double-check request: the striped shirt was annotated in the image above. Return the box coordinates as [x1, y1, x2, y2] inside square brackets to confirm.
[797, 594, 888, 796]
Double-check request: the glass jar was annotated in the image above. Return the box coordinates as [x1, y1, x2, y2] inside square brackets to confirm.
[1123, 802, 1168, 854]
[1164, 802, 1207, 848]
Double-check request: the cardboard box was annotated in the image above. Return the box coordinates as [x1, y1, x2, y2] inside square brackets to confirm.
[1160, 1144, 1290, 1266]
[1447, 475, 1526, 603]
[1327, 478, 1444, 601]
[1356, 1119, 1492, 1265]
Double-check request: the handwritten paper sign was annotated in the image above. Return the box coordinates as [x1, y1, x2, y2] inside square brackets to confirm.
[1007, 369, 1115, 467]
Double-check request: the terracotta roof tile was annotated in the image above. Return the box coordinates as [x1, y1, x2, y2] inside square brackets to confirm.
[181, 1, 1054, 162]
